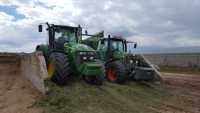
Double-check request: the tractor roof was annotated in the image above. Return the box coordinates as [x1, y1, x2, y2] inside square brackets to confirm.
[101, 36, 126, 41]
[52, 24, 80, 30]
[100, 37, 136, 44]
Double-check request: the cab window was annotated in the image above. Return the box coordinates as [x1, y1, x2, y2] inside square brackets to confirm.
[54, 28, 76, 43]
[98, 40, 108, 51]
[111, 40, 124, 52]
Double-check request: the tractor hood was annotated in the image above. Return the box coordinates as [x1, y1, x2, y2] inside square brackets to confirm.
[64, 43, 95, 52]
[112, 51, 126, 60]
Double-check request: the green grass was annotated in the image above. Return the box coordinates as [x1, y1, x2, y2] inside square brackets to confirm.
[35, 80, 169, 113]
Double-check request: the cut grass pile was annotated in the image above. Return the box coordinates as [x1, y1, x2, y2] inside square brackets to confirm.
[35, 80, 169, 113]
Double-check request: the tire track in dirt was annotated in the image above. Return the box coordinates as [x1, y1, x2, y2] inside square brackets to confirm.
[160, 73, 200, 113]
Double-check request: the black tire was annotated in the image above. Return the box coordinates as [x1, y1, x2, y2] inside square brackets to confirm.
[106, 61, 127, 84]
[48, 52, 72, 85]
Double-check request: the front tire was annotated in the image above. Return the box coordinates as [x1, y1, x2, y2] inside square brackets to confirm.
[47, 52, 72, 85]
[106, 61, 126, 84]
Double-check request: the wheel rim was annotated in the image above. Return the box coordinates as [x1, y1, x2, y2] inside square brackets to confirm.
[47, 61, 55, 79]
[107, 68, 117, 81]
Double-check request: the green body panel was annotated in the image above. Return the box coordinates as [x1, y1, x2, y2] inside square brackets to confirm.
[78, 62, 103, 76]
[96, 50, 125, 61]
[64, 42, 95, 52]
[110, 51, 125, 61]
[62, 42, 102, 77]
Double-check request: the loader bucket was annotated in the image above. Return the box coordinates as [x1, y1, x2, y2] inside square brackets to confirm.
[134, 54, 162, 81]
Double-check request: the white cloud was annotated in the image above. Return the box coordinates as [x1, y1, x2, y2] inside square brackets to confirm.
[0, 13, 46, 52]
[0, 12, 14, 22]
[0, 0, 200, 52]
[0, 0, 33, 6]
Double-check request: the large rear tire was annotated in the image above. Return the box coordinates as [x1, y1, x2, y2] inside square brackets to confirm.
[47, 52, 72, 85]
[106, 61, 126, 84]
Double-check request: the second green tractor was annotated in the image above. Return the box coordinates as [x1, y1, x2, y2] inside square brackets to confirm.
[83, 33, 161, 83]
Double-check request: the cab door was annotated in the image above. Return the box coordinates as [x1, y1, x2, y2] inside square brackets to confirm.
[97, 39, 108, 61]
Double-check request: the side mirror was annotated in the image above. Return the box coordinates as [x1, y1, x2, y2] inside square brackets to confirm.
[38, 25, 42, 32]
[134, 43, 137, 48]
[85, 30, 88, 35]
[108, 35, 111, 38]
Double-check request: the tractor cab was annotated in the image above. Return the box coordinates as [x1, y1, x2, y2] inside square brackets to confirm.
[97, 36, 137, 61]
[38, 23, 82, 50]
[54, 26, 78, 43]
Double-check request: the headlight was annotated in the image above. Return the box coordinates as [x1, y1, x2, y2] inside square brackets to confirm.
[83, 56, 87, 60]
[87, 52, 95, 55]
[79, 51, 96, 61]
[89, 56, 94, 60]
[130, 60, 133, 64]
[79, 52, 87, 55]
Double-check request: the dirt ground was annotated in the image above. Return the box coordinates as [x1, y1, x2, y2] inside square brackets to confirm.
[0, 63, 43, 113]
[160, 73, 200, 113]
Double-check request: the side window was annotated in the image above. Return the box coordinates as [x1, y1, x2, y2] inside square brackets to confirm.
[54, 29, 62, 40]
[97, 41, 101, 50]
[97, 40, 108, 51]
[55, 32, 62, 40]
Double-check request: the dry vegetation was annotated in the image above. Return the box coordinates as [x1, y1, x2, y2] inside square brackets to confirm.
[1, 62, 200, 113]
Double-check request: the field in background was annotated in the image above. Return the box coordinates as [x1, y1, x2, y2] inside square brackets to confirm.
[160, 66, 200, 75]
[145, 53, 200, 75]
[145, 53, 200, 68]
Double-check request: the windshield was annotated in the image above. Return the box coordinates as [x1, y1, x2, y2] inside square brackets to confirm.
[54, 28, 76, 43]
[98, 39, 124, 52]
[111, 40, 124, 52]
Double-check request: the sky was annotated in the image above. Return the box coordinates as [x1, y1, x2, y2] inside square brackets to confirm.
[0, 0, 200, 52]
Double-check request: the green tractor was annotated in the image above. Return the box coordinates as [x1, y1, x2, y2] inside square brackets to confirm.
[36, 22, 104, 85]
[83, 35, 161, 83]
